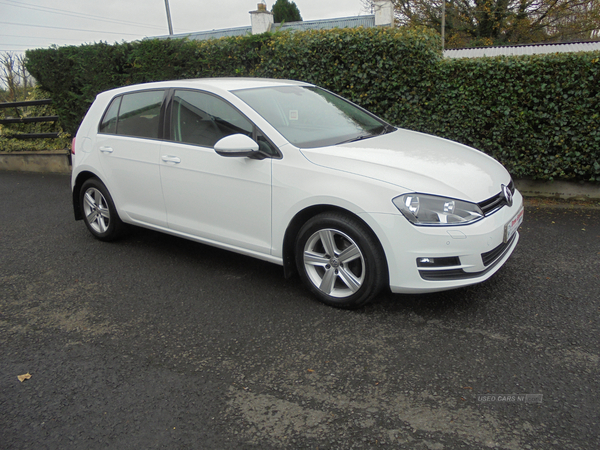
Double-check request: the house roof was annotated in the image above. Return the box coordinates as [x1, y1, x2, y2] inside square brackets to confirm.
[273, 15, 375, 32]
[444, 41, 600, 58]
[152, 26, 252, 41]
[149, 15, 376, 42]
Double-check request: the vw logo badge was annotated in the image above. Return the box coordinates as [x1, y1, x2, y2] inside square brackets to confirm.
[501, 184, 513, 207]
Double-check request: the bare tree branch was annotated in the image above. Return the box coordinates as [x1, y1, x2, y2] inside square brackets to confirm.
[1, 52, 33, 102]
[361, 0, 600, 46]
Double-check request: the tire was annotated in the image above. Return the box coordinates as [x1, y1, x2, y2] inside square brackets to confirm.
[79, 178, 125, 241]
[295, 212, 387, 309]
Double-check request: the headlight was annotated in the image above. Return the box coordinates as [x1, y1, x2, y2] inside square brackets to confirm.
[393, 194, 483, 226]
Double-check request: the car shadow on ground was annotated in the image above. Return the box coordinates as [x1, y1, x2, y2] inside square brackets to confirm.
[92, 223, 497, 319]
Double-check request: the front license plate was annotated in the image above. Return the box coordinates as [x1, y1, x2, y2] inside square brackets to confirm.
[504, 206, 524, 243]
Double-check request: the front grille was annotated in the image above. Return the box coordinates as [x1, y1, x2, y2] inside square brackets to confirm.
[478, 180, 514, 216]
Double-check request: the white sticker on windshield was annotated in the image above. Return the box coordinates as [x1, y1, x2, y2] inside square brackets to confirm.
[289, 110, 298, 121]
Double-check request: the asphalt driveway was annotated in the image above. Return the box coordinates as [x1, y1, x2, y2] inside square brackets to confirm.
[1, 172, 599, 449]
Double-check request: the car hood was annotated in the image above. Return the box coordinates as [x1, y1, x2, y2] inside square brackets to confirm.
[299, 128, 510, 202]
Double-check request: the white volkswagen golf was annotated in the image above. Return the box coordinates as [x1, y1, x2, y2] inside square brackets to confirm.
[71, 78, 523, 308]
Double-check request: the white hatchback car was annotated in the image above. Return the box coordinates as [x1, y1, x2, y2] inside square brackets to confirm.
[72, 78, 523, 308]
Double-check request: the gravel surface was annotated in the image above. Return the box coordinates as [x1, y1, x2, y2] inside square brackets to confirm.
[1, 172, 599, 449]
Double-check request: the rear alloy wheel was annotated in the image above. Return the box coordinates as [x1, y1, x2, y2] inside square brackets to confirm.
[80, 178, 124, 241]
[295, 212, 386, 308]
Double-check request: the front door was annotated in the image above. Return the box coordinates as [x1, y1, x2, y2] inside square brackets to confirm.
[159, 89, 272, 255]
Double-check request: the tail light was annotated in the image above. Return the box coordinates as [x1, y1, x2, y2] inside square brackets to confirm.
[71, 137, 76, 155]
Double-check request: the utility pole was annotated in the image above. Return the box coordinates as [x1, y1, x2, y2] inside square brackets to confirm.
[441, 0, 445, 50]
[164, 0, 174, 35]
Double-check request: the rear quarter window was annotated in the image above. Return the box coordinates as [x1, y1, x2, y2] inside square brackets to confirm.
[99, 97, 121, 134]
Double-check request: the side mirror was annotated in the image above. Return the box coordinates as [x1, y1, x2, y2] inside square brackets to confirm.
[214, 134, 260, 158]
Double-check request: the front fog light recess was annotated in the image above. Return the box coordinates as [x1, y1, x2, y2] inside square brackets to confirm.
[393, 194, 483, 225]
[417, 256, 461, 267]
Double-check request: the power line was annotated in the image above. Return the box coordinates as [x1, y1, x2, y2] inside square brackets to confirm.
[0, 21, 147, 37]
[0, 42, 77, 49]
[0, 34, 77, 42]
[0, 0, 165, 31]
[0, 43, 37, 47]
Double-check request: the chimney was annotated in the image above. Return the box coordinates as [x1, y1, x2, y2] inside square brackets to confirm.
[374, 0, 394, 27]
[250, 2, 273, 34]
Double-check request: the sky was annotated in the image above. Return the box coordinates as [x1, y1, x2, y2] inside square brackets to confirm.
[1, 0, 370, 54]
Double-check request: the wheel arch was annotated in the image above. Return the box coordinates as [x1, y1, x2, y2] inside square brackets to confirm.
[72, 170, 102, 220]
[281, 205, 388, 283]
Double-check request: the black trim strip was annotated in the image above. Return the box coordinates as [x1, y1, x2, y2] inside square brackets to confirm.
[419, 233, 517, 281]
[482, 236, 512, 266]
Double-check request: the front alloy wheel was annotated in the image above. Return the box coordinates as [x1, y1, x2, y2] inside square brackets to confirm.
[295, 212, 386, 308]
[303, 228, 365, 298]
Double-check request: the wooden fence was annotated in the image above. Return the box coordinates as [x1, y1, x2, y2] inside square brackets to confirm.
[0, 99, 59, 139]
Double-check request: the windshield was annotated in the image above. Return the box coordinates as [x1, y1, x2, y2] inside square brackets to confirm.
[233, 86, 394, 148]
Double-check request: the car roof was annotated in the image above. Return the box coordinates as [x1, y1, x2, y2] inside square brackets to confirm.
[99, 78, 313, 97]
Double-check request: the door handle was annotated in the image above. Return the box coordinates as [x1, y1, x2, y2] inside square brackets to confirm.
[99, 146, 113, 153]
[161, 155, 181, 164]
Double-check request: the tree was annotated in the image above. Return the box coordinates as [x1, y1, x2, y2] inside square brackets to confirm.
[1, 52, 32, 102]
[362, 0, 600, 47]
[272, 0, 303, 23]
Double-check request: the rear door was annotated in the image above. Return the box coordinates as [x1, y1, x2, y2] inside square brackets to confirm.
[159, 89, 273, 255]
[95, 90, 168, 227]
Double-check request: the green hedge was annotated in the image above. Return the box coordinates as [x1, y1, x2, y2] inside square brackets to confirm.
[255, 27, 440, 121]
[420, 54, 600, 182]
[25, 29, 600, 181]
[25, 35, 272, 136]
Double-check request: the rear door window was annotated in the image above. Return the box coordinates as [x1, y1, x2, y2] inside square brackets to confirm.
[98, 90, 165, 139]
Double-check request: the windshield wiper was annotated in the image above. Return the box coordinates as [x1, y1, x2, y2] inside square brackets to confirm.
[337, 124, 395, 145]
[337, 133, 376, 145]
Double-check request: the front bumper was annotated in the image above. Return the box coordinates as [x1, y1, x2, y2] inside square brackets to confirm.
[367, 190, 523, 294]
